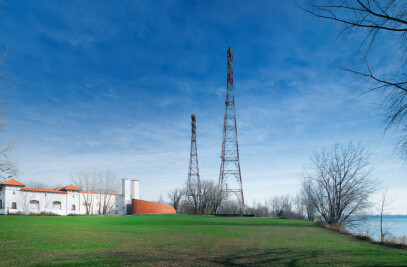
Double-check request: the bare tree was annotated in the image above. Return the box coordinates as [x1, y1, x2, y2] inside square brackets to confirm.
[157, 194, 166, 204]
[376, 187, 396, 241]
[303, 142, 377, 225]
[300, 185, 317, 221]
[0, 1, 16, 180]
[280, 195, 293, 217]
[71, 169, 119, 215]
[26, 181, 56, 190]
[199, 180, 215, 214]
[169, 179, 230, 215]
[96, 170, 120, 215]
[251, 199, 270, 217]
[298, 0, 407, 159]
[294, 193, 305, 220]
[268, 196, 281, 218]
[167, 188, 183, 212]
[71, 169, 96, 214]
[219, 199, 241, 215]
[184, 178, 201, 214]
[0, 49, 17, 181]
[267, 195, 297, 218]
[210, 183, 228, 215]
[0, 142, 17, 180]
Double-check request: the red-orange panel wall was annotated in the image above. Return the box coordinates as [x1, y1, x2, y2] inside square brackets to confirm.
[132, 199, 176, 214]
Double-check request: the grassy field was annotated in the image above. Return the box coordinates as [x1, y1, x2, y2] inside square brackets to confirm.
[0, 215, 407, 266]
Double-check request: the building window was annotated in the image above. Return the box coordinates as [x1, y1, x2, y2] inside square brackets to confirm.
[11, 202, 17, 209]
[71, 204, 76, 211]
[53, 201, 61, 210]
[0, 199, 2, 209]
[29, 200, 39, 211]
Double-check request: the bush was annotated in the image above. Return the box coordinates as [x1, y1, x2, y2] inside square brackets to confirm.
[279, 210, 303, 220]
[6, 211, 25, 216]
[29, 212, 60, 216]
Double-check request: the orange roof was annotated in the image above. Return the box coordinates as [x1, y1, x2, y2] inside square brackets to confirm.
[63, 185, 81, 191]
[22, 188, 68, 194]
[55, 186, 64, 191]
[1, 179, 26, 187]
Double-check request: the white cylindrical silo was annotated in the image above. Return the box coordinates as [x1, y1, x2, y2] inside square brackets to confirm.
[131, 180, 140, 200]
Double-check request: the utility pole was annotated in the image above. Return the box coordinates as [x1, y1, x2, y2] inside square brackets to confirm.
[187, 114, 201, 214]
[219, 47, 246, 214]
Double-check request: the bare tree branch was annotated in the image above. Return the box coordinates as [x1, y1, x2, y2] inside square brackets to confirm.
[298, 0, 407, 160]
[302, 142, 377, 225]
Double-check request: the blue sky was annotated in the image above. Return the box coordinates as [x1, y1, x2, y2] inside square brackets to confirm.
[0, 1, 406, 213]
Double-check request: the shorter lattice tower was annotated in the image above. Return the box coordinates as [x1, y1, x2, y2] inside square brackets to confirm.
[187, 114, 201, 214]
[219, 47, 246, 214]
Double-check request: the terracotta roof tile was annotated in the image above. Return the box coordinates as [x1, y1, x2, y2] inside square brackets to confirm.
[0, 179, 26, 187]
[63, 185, 81, 191]
[22, 188, 67, 194]
[55, 186, 64, 191]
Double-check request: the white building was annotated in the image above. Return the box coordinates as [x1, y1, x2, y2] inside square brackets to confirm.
[0, 178, 139, 215]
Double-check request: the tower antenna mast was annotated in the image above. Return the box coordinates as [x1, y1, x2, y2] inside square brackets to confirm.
[187, 114, 201, 214]
[219, 47, 246, 214]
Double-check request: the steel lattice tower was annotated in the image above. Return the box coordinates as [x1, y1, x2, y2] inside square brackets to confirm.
[219, 47, 246, 214]
[187, 114, 201, 214]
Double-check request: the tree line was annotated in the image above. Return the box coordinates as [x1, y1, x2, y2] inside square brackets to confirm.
[163, 142, 386, 229]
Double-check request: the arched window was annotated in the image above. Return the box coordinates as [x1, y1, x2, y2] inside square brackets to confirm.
[71, 204, 76, 211]
[29, 200, 39, 211]
[53, 201, 61, 210]
[11, 202, 17, 209]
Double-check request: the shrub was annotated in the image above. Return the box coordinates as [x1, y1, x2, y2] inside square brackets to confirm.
[29, 212, 59, 216]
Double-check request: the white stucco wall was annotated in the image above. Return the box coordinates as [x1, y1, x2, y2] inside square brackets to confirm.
[0, 185, 5, 215]
[0, 178, 137, 216]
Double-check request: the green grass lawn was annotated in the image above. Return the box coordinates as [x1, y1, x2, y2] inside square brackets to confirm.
[0, 215, 406, 266]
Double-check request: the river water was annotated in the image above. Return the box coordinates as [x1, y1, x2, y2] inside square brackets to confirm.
[347, 215, 407, 241]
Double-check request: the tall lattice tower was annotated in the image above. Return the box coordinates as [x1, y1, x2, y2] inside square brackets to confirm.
[187, 114, 201, 214]
[219, 47, 245, 214]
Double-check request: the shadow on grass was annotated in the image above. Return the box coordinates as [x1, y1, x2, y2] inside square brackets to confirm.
[104, 247, 352, 266]
[199, 248, 321, 266]
[46, 248, 324, 266]
[28, 245, 407, 266]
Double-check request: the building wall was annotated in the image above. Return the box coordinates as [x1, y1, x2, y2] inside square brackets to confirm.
[2, 187, 69, 215]
[0, 179, 133, 215]
[132, 199, 176, 214]
[0, 178, 145, 216]
[0, 185, 5, 214]
[80, 192, 125, 215]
